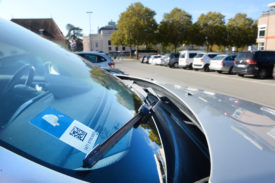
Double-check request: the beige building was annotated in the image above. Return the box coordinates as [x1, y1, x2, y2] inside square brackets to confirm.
[83, 21, 132, 54]
[257, 3, 275, 50]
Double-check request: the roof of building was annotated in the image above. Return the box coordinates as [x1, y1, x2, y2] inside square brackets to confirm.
[98, 20, 117, 33]
[11, 18, 66, 41]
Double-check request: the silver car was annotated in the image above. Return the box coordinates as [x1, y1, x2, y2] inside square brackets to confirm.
[75, 51, 115, 68]
[209, 54, 237, 74]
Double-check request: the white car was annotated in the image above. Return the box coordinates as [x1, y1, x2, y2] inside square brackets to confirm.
[209, 54, 237, 74]
[76, 51, 115, 68]
[149, 55, 162, 64]
[179, 50, 205, 69]
[192, 52, 219, 71]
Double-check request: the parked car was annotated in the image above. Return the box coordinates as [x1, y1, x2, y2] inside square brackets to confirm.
[209, 54, 237, 74]
[142, 55, 150, 64]
[140, 55, 146, 63]
[148, 55, 160, 64]
[151, 55, 162, 65]
[179, 50, 205, 69]
[192, 52, 219, 71]
[234, 51, 275, 79]
[2, 19, 275, 183]
[75, 51, 115, 68]
[162, 54, 170, 66]
[167, 53, 180, 68]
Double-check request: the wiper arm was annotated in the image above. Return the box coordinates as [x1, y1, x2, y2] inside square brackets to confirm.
[82, 104, 153, 168]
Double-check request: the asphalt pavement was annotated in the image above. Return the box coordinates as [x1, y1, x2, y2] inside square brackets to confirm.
[115, 59, 275, 108]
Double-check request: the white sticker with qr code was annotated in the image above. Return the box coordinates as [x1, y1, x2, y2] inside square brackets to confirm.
[60, 120, 98, 154]
[30, 107, 98, 154]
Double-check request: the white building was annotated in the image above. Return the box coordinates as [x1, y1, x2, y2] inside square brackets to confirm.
[83, 21, 132, 54]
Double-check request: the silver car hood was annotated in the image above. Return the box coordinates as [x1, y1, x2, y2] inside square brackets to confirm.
[160, 83, 275, 183]
[118, 75, 275, 182]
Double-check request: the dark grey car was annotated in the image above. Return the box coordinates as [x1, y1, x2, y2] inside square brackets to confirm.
[167, 53, 180, 68]
[234, 51, 275, 79]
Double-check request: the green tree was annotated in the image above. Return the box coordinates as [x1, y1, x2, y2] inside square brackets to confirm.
[196, 12, 226, 51]
[66, 24, 83, 51]
[158, 8, 192, 52]
[115, 2, 157, 58]
[227, 13, 257, 51]
[110, 31, 125, 47]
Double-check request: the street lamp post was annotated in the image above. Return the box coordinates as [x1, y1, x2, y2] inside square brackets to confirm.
[87, 11, 93, 51]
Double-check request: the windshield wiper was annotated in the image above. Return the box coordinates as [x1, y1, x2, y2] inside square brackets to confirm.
[82, 103, 153, 168]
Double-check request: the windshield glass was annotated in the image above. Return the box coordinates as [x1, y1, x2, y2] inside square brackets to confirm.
[212, 55, 226, 60]
[0, 19, 142, 170]
[195, 54, 204, 58]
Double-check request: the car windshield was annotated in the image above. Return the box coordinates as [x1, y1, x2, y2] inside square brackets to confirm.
[212, 55, 226, 60]
[236, 52, 253, 60]
[0, 20, 142, 170]
[195, 54, 205, 58]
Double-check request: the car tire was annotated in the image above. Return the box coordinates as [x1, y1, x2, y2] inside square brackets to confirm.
[238, 74, 244, 77]
[228, 67, 233, 74]
[258, 68, 267, 79]
[217, 71, 222, 73]
[173, 62, 178, 68]
[203, 65, 210, 72]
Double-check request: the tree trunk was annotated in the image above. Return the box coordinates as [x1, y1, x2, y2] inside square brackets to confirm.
[136, 45, 138, 59]
[129, 45, 132, 58]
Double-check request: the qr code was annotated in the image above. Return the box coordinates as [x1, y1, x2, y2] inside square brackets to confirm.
[69, 126, 87, 141]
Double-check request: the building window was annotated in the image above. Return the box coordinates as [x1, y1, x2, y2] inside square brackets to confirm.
[115, 47, 118, 51]
[108, 40, 111, 45]
[122, 46, 125, 51]
[258, 42, 264, 50]
[108, 47, 112, 51]
[258, 27, 266, 39]
[95, 42, 98, 48]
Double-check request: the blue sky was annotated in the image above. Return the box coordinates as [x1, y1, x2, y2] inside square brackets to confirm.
[0, 0, 274, 36]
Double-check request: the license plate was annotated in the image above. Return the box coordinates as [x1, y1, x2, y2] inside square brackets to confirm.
[237, 64, 246, 68]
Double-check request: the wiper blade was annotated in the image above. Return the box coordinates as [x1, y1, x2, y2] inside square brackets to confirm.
[82, 104, 153, 168]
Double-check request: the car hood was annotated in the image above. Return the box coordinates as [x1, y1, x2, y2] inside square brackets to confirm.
[118, 75, 275, 183]
[160, 83, 275, 182]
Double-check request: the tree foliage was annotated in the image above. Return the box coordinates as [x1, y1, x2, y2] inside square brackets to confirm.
[158, 8, 192, 52]
[196, 12, 226, 51]
[110, 31, 125, 47]
[66, 24, 83, 51]
[226, 13, 257, 49]
[113, 2, 157, 57]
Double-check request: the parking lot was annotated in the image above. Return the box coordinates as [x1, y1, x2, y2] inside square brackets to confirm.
[115, 59, 275, 108]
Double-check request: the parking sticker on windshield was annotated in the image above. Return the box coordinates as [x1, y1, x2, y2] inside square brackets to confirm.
[30, 107, 98, 154]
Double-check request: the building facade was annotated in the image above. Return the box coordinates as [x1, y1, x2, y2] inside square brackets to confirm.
[257, 3, 275, 51]
[11, 18, 67, 48]
[83, 21, 132, 54]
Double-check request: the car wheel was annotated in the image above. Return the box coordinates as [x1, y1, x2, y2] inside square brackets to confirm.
[203, 65, 210, 72]
[228, 67, 233, 74]
[173, 62, 178, 68]
[217, 71, 222, 74]
[258, 68, 267, 79]
[238, 74, 244, 77]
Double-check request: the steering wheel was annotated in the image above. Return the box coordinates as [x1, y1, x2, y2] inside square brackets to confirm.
[1, 64, 35, 96]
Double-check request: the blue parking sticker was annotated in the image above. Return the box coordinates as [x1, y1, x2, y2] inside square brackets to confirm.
[30, 107, 98, 154]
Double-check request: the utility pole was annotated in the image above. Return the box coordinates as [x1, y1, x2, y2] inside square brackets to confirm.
[87, 11, 93, 51]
